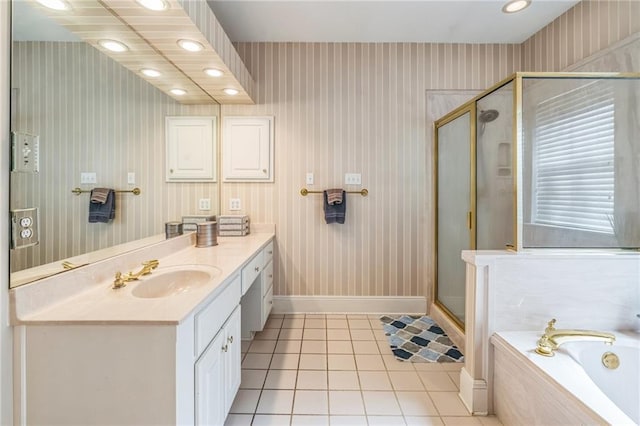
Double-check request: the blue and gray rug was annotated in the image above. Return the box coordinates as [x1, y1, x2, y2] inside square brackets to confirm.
[380, 315, 464, 363]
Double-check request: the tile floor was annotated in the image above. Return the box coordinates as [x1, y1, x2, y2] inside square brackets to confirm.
[226, 313, 502, 426]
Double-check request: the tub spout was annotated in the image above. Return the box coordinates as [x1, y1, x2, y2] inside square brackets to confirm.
[535, 319, 615, 357]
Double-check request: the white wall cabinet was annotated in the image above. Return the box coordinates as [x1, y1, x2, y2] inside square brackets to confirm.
[222, 116, 274, 182]
[195, 306, 241, 426]
[166, 116, 217, 182]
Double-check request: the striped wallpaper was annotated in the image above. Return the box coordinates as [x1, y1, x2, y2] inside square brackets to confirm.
[221, 43, 522, 298]
[522, 0, 640, 72]
[11, 1, 638, 298]
[10, 41, 219, 273]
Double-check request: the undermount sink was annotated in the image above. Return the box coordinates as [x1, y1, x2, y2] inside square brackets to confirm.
[131, 265, 222, 299]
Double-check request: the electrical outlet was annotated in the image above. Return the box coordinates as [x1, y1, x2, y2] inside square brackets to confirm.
[199, 198, 211, 211]
[230, 198, 241, 211]
[81, 172, 97, 184]
[344, 173, 361, 185]
[306, 172, 314, 185]
[11, 207, 39, 249]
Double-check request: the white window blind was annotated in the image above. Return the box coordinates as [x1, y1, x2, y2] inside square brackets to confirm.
[533, 81, 615, 234]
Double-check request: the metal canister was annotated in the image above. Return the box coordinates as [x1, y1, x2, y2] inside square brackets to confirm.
[196, 221, 218, 247]
[165, 221, 183, 239]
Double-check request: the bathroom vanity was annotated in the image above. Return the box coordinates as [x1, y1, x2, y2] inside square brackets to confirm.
[10, 229, 275, 425]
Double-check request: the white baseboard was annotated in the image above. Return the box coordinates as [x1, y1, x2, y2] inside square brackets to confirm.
[459, 367, 488, 415]
[272, 296, 426, 314]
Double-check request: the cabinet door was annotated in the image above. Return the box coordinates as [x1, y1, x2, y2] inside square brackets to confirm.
[224, 306, 242, 414]
[166, 116, 217, 182]
[195, 330, 226, 426]
[223, 116, 274, 182]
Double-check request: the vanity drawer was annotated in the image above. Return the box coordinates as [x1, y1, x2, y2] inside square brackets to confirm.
[262, 261, 273, 297]
[241, 251, 264, 295]
[262, 285, 273, 327]
[263, 241, 274, 266]
[195, 275, 241, 357]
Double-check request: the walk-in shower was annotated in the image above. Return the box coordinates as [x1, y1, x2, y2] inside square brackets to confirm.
[434, 72, 640, 330]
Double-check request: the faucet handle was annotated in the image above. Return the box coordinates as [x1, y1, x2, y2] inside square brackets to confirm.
[143, 259, 159, 269]
[545, 319, 557, 333]
[113, 272, 126, 289]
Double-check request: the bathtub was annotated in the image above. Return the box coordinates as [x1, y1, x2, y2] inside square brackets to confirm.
[491, 331, 639, 425]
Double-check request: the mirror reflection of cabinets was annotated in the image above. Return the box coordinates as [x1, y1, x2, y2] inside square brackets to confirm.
[9, 1, 223, 288]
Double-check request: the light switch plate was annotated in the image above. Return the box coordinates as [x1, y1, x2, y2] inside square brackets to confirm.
[11, 132, 39, 173]
[81, 172, 97, 184]
[306, 172, 314, 185]
[345, 173, 361, 185]
[11, 207, 39, 249]
[127, 172, 136, 184]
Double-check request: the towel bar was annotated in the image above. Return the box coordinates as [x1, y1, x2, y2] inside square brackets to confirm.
[300, 188, 368, 197]
[71, 187, 141, 196]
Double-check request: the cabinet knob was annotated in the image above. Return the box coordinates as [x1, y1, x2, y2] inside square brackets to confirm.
[269, 300, 273, 305]
[268, 251, 273, 255]
[222, 344, 228, 352]
[262, 169, 267, 174]
[170, 169, 174, 174]
[255, 266, 260, 272]
[268, 274, 273, 278]
[228, 335, 234, 344]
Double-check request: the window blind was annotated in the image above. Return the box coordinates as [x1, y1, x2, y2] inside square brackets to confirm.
[533, 81, 615, 234]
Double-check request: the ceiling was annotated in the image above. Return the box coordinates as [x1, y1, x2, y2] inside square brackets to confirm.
[12, 0, 254, 104]
[207, 0, 580, 44]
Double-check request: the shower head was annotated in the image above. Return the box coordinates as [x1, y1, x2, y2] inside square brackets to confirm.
[479, 109, 499, 123]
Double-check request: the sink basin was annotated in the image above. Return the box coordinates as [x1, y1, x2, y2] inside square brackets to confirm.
[131, 265, 221, 298]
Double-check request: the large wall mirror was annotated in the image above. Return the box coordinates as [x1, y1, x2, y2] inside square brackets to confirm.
[10, 0, 221, 288]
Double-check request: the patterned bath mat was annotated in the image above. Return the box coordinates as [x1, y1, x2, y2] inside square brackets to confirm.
[380, 315, 464, 363]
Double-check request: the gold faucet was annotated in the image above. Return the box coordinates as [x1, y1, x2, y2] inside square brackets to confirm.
[62, 260, 88, 270]
[112, 260, 159, 289]
[535, 319, 615, 357]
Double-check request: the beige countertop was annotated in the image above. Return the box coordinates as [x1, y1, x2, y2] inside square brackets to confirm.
[11, 230, 275, 325]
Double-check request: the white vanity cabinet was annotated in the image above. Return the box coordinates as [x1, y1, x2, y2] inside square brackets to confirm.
[15, 274, 243, 426]
[241, 240, 274, 337]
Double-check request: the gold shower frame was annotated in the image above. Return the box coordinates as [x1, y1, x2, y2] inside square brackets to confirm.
[433, 72, 640, 330]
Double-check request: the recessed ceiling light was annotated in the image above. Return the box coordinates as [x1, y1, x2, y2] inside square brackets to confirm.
[223, 88, 239, 96]
[36, 0, 71, 11]
[140, 68, 161, 78]
[98, 40, 129, 53]
[170, 88, 187, 96]
[502, 0, 531, 13]
[177, 39, 204, 52]
[135, 0, 168, 11]
[204, 68, 224, 78]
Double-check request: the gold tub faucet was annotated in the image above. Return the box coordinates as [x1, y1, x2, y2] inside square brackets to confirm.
[112, 260, 159, 289]
[535, 319, 615, 357]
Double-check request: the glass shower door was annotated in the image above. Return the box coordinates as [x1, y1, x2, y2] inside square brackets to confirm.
[435, 106, 475, 328]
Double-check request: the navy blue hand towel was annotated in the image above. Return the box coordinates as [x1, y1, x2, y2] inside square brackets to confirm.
[324, 190, 346, 224]
[89, 189, 115, 223]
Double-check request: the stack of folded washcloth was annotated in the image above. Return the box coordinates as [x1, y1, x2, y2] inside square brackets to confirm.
[218, 215, 250, 236]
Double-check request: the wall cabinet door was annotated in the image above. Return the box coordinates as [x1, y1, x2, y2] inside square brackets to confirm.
[195, 330, 226, 426]
[223, 116, 274, 182]
[166, 116, 217, 182]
